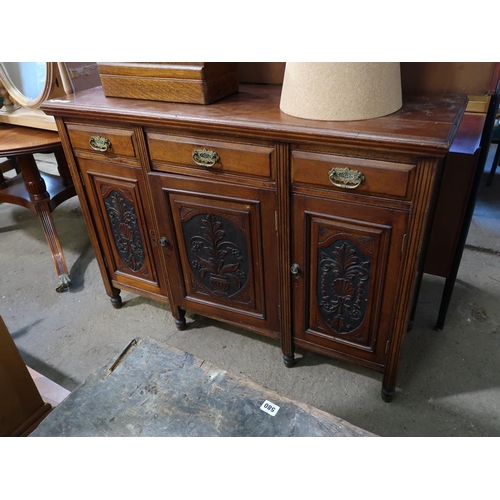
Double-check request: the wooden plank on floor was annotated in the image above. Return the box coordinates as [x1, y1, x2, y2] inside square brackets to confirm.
[30, 337, 376, 437]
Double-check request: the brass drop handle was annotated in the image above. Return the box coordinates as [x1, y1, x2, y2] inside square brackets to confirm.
[89, 135, 112, 152]
[192, 148, 220, 167]
[290, 263, 300, 277]
[328, 167, 365, 189]
[159, 236, 169, 247]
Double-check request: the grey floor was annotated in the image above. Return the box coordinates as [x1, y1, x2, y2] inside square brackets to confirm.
[1, 147, 499, 437]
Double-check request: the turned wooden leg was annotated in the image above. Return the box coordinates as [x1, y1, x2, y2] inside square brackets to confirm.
[382, 362, 398, 403]
[18, 153, 71, 292]
[281, 329, 295, 367]
[280, 307, 295, 366]
[110, 287, 123, 309]
[174, 307, 187, 331]
[381, 387, 395, 403]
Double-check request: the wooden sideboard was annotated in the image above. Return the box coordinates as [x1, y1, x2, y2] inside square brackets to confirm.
[41, 85, 467, 401]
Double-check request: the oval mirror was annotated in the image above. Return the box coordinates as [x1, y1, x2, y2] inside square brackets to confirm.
[0, 62, 53, 108]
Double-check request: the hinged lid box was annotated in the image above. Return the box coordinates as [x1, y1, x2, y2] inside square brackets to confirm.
[97, 62, 239, 104]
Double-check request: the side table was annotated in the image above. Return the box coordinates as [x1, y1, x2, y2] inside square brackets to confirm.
[0, 124, 76, 291]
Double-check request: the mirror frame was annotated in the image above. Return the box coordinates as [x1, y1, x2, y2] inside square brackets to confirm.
[0, 62, 74, 109]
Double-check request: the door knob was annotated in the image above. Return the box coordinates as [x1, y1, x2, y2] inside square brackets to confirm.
[159, 236, 169, 247]
[290, 263, 300, 276]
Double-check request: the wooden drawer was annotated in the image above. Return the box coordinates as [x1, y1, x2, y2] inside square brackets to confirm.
[291, 150, 416, 199]
[66, 123, 137, 158]
[147, 132, 275, 179]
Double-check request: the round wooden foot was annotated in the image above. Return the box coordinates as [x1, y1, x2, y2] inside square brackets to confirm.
[175, 318, 187, 331]
[381, 387, 395, 402]
[110, 295, 123, 309]
[174, 307, 187, 330]
[283, 354, 295, 368]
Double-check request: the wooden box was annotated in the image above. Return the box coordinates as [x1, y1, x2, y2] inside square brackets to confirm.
[30, 337, 376, 437]
[97, 62, 239, 104]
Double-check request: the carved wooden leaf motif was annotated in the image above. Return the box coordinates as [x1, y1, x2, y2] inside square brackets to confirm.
[104, 190, 146, 272]
[317, 238, 371, 334]
[184, 213, 249, 298]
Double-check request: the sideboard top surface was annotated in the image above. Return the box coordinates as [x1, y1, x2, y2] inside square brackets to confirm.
[42, 84, 467, 156]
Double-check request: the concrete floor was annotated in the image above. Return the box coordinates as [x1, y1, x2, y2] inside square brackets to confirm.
[1, 147, 499, 437]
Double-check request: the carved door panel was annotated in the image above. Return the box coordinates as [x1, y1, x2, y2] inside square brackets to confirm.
[292, 193, 408, 367]
[149, 173, 280, 336]
[78, 158, 164, 296]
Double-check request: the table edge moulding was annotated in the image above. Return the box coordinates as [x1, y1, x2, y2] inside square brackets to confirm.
[41, 84, 467, 402]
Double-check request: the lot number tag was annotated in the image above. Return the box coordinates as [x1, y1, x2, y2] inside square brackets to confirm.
[260, 400, 280, 416]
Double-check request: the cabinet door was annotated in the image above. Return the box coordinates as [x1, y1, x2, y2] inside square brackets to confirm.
[78, 158, 165, 296]
[149, 173, 280, 337]
[292, 193, 408, 369]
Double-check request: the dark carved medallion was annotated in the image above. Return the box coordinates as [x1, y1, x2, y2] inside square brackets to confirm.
[184, 213, 248, 298]
[318, 238, 371, 334]
[104, 190, 145, 272]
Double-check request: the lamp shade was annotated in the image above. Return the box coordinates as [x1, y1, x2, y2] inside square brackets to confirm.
[279, 62, 403, 121]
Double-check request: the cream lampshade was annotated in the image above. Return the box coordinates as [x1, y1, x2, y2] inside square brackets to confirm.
[279, 62, 403, 121]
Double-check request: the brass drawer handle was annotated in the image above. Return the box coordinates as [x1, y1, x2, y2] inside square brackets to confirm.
[89, 135, 112, 152]
[328, 167, 365, 189]
[192, 148, 220, 167]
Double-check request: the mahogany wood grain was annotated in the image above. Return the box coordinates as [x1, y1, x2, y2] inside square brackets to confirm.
[42, 85, 466, 401]
[291, 192, 408, 372]
[291, 150, 416, 200]
[42, 85, 466, 156]
[149, 173, 280, 338]
[0, 124, 60, 154]
[147, 131, 275, 180]
[77, 157, 168, 301]
[66, 123, 137, 158]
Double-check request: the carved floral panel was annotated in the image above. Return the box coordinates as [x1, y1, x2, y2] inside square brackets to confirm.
[103, 188, 146, 273]
[317, 237, 371, 335]
[182, 212, 249, 299]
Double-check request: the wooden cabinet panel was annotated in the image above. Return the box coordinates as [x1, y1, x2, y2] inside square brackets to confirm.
[292, 193, 408, 369]
[149, 173, 280, 337]
[79, 158, 165, 297]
